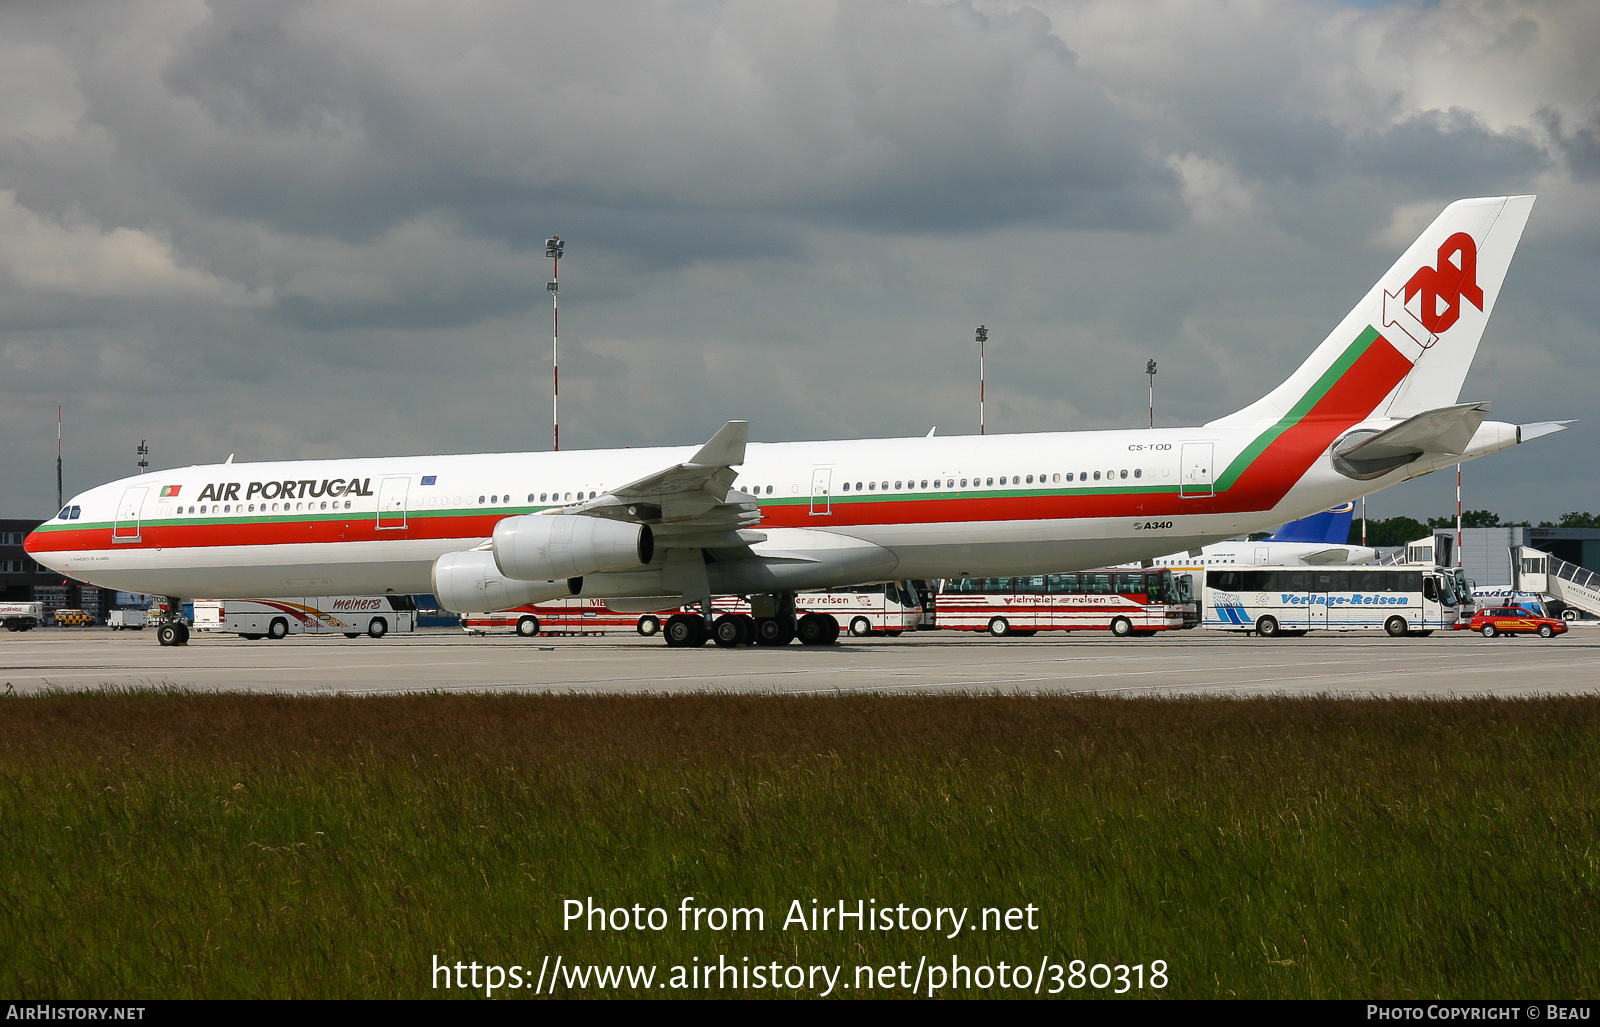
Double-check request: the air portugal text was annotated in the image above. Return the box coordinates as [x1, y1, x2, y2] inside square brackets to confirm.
[195, 478, 375, 504]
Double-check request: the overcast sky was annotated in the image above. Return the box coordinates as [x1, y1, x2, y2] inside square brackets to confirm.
[2, 0, 1596, 522]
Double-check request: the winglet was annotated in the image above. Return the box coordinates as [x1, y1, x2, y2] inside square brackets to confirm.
[689, 421, 748, 468]
[1517, 420, 1574, 444]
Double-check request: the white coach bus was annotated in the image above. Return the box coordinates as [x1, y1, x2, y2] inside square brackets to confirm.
[193, 595, 417, 639]
[1201, 566, 1467, 637]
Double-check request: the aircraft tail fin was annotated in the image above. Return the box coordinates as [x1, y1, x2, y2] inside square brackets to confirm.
[1268, 503, 1355, 545]
[1209, 195, 1535, 428]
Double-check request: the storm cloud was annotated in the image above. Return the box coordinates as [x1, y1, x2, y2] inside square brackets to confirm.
[1, 0, 1596, 523]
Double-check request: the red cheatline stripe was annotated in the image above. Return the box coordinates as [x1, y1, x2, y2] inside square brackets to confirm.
[1216, 332, 1412, 512]
[27, 332, 1415, 554]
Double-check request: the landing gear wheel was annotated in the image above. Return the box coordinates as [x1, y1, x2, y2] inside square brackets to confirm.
[755, 617, 795, 646]
[798, 613, 835, 646]
[637, 616, 660, 637]
[1110, 617, 1134, 638]
[368, 618, 388, 639]
[988, 617, 1011, 637]
[664, 614, 708, 647]
[712, 614, 753, 648]
[849, 617, 873, 637]
[1255, 615, 1280, 638]
[1480, 624, 1497, 638]
[1384, 616, 1408, 638]
[156, 623, 188, 646]
[1538, 624, 1555, 638]
[516, 617, 540, 638]
[268, 617, 289, 640]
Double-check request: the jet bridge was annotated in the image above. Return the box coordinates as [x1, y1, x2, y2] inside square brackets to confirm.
[1512, 547, 1600, 620]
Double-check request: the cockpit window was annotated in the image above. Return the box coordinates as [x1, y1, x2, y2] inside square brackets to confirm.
[70, 506, 81, 520]
[58, 507, 70, 519]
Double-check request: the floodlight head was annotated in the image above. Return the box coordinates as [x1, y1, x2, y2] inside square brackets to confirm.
[1146, 359, 1157, 375]
[975, 325, 988, 343]
[545, 236, 564, 259]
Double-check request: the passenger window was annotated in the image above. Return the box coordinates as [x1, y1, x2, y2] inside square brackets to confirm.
[1026, 475, 1034, 484]
[841, 482, 850, 492]
[1134, 469, 1142, 478]
[920, 480, 928, 489]
[478, 496, 486, 504]
[344, 501, 352, 509]
[1120, 469, 1129, 479]
[1093, 471, 1101, 480]
[868, 482, 876, 490]
[894, 481, 902, 490]
[960, 479, 968, 487]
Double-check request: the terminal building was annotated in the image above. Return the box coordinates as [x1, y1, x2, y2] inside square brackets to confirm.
[1456, 527, 1600, 587]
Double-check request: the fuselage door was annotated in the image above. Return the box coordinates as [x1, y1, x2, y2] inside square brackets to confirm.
[376, 476, 410, 530]
[810, 467, 832, 516]
[112, 486, 149, 543]
[1180, 443, 1215, 498]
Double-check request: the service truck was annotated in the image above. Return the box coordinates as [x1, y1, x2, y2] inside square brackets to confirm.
[193, 596, 417, 639]
[1, 602, 45, 632]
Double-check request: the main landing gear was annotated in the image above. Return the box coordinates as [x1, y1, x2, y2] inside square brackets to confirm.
[661, 594, 837, 648]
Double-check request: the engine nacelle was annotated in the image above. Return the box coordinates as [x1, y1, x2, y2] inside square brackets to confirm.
[433, 549, 578, 613]
[492, 514, 653, 581]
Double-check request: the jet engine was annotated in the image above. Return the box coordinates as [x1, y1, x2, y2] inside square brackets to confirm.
[433, 549, 578, 613]
[492, 514, 654, 581]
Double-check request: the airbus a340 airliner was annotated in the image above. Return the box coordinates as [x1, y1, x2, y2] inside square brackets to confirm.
[27, 195, 1568, 646]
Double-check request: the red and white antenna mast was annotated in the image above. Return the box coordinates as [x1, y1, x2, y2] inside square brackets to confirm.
[975, 325, 987, 435]
[545, 236, 564, 451]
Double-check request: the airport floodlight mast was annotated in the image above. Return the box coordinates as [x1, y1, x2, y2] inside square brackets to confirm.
[546, 235, 564, 451]
[137, 440, 149, 475]
[975, 324, 988, 435]
[56, 406, 63, 511]
[1146, 359, 1158, 428]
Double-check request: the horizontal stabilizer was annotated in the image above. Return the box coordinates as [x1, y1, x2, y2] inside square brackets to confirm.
[1518, 420, 1574, 443]
[1333, 402, 1490, 479]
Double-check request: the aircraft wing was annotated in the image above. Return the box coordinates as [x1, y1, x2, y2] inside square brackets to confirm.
[558, 420, 766, 550]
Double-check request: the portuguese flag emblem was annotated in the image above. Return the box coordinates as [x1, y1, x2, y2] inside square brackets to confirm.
[160, 485, 181, 498]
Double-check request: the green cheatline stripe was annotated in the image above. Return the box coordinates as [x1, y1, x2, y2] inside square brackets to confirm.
[1212, 326, 1380, 492]
[764, 484, 1180, 506]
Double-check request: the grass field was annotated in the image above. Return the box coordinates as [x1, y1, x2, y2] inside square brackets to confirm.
[1, 688, 1596, 999]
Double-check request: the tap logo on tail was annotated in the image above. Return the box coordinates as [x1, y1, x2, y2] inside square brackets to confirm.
[1382, 231, 1482, 352]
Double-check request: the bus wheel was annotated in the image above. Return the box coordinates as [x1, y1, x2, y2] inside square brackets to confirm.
[1538, 624, 1556, 638]
[755, 617, 794, 646]
[368, 618, 388, 639]
[987, 617, 1011, 637]
[1255, 616, 1280, 638]
[1110, 617, 1134, 638]
[267, 618, 289, 640]
[849, 617, 873, 637]
[664, 614, 707, 647]
[798, 613, 834, 646]
[516, 617, 540, 638]
[1384, 616, 1408, 638]
[1480, 624, 1497, 638]
[637, 616, 660, 636]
